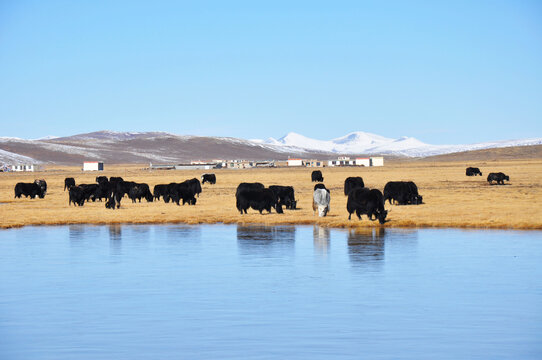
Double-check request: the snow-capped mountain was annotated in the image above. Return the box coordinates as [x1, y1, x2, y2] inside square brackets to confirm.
[262, 132, 542, 157]
[265, 131, 396, 153]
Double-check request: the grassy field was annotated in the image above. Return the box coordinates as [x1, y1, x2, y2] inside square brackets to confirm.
[1, 159, 541, 229]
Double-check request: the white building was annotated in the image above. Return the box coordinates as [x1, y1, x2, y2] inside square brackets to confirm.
[287, 158, 304, 167]
[83, 161, 104, 171]
[327, 156, 384, 167]
[355, 158, 370, 167]
[328, 158, 355, 166]
[370, 157, 384, 166]
[11, 164, 36, 172]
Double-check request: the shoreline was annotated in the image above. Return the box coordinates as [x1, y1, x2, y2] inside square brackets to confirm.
[2, 219, 542, 231]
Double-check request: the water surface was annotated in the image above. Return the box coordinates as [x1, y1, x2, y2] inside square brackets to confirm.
[1, 225, 541, 359]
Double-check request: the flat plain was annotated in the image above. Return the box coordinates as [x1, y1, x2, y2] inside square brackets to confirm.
[1, 159, 541, 229]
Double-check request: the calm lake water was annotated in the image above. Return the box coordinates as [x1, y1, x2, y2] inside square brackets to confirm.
[1, 225, 541, 359]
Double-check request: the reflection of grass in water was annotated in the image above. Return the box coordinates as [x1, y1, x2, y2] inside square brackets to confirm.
[1, 159, 542, 229]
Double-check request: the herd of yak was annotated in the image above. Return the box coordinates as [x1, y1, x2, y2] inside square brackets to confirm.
[12, 167, 510, 224]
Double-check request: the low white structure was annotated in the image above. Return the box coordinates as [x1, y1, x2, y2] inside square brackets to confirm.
[11, 164, 36, 172]
[175, 164, 216, 170]
[328, 158, 355, 166]
[327, 156, 384, 167]
[355, 158, 370, 167]
[83, 161, 104, 171]
[287, 158, 304, 167]
[370, 157, 384, 166]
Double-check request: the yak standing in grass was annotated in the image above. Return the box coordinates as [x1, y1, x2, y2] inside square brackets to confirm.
[14, 182, 45, 199]
[77, 184, 99, 202]
[487, 172, 509, 185]
[69, 186, 86, 206]
[153, 184, 169, 201]
[184, 178, 202, 197]
[347, 187, 387, 224]
[383, 181, 423, 205]
[166, 182, 197, 205]
[313, 188, 330, 217]
[201, 173, 216, 185]
[466, 167, 482, 176]
[269, 185, 296, 210]
[128, 184, 154, 203]
[311, 170, 324, 182]
[236, 183, 282, 215]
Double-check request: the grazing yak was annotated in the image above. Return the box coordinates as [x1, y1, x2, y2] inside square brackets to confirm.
[269, 185, 296, 210]
[68, 186, 86, 206]
[311, 170, 324, 182]
[383, 181, 423, 205]
[35, 179, 47, 195]
[14, 182, 46, 199]
[166, 182, 197, 205]
[201, 173, 216, 185]
[128, 184, 154, 203]
[184, 178, 202, 197]
[313, 188, 330, 217]
[93, 182, 112, 202]
[466, 167, 482, 176]
[347, 187, 387, 224]
[344, 177, 365, 196]
[64, 177, 75, 191]
[236, 183, 282, 214]
[153, 184, 169, 201]
[487, 172, 509, 185]
[78, 184, 99, 202]
[106, 181, 151, 209]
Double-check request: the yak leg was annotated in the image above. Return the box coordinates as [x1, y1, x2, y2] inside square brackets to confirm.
[356, 210, 362, 220]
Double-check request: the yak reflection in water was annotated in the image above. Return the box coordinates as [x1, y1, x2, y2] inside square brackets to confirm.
[109, 224, 122, 241]
[347, 228, 419, 269]
[68, 225, 86, 241]
[347, 228, 386, 269]
[236, 225, 296, 257]
[69, 225, 101, 246]
[162, 225, 202, 244]
[109, 224, 122, 255]
[313, 225, 330, 255]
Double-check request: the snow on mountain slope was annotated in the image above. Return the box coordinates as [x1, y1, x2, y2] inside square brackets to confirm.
[52, 130, 175, 142]
[264, 131, 396, 153]
[0, 149, 38, 164]
[262, 132, 542, 157]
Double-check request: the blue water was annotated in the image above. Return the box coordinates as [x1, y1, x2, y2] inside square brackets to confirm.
[1, 225, 541, 360]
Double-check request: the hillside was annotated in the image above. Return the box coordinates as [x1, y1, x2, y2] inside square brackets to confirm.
[0, 131, 338, 165]
[1, 130, 541, 165]
[417, 144, 542, 162]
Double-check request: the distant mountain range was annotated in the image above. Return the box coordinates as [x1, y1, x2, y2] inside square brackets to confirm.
[0, 130, 541, 165]
[257, 131, 542, 157]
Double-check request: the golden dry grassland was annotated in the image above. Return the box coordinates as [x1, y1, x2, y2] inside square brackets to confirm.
[1, 159, 541, 229]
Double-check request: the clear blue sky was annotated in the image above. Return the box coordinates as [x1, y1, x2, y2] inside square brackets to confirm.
[1, 0, 541, 144]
